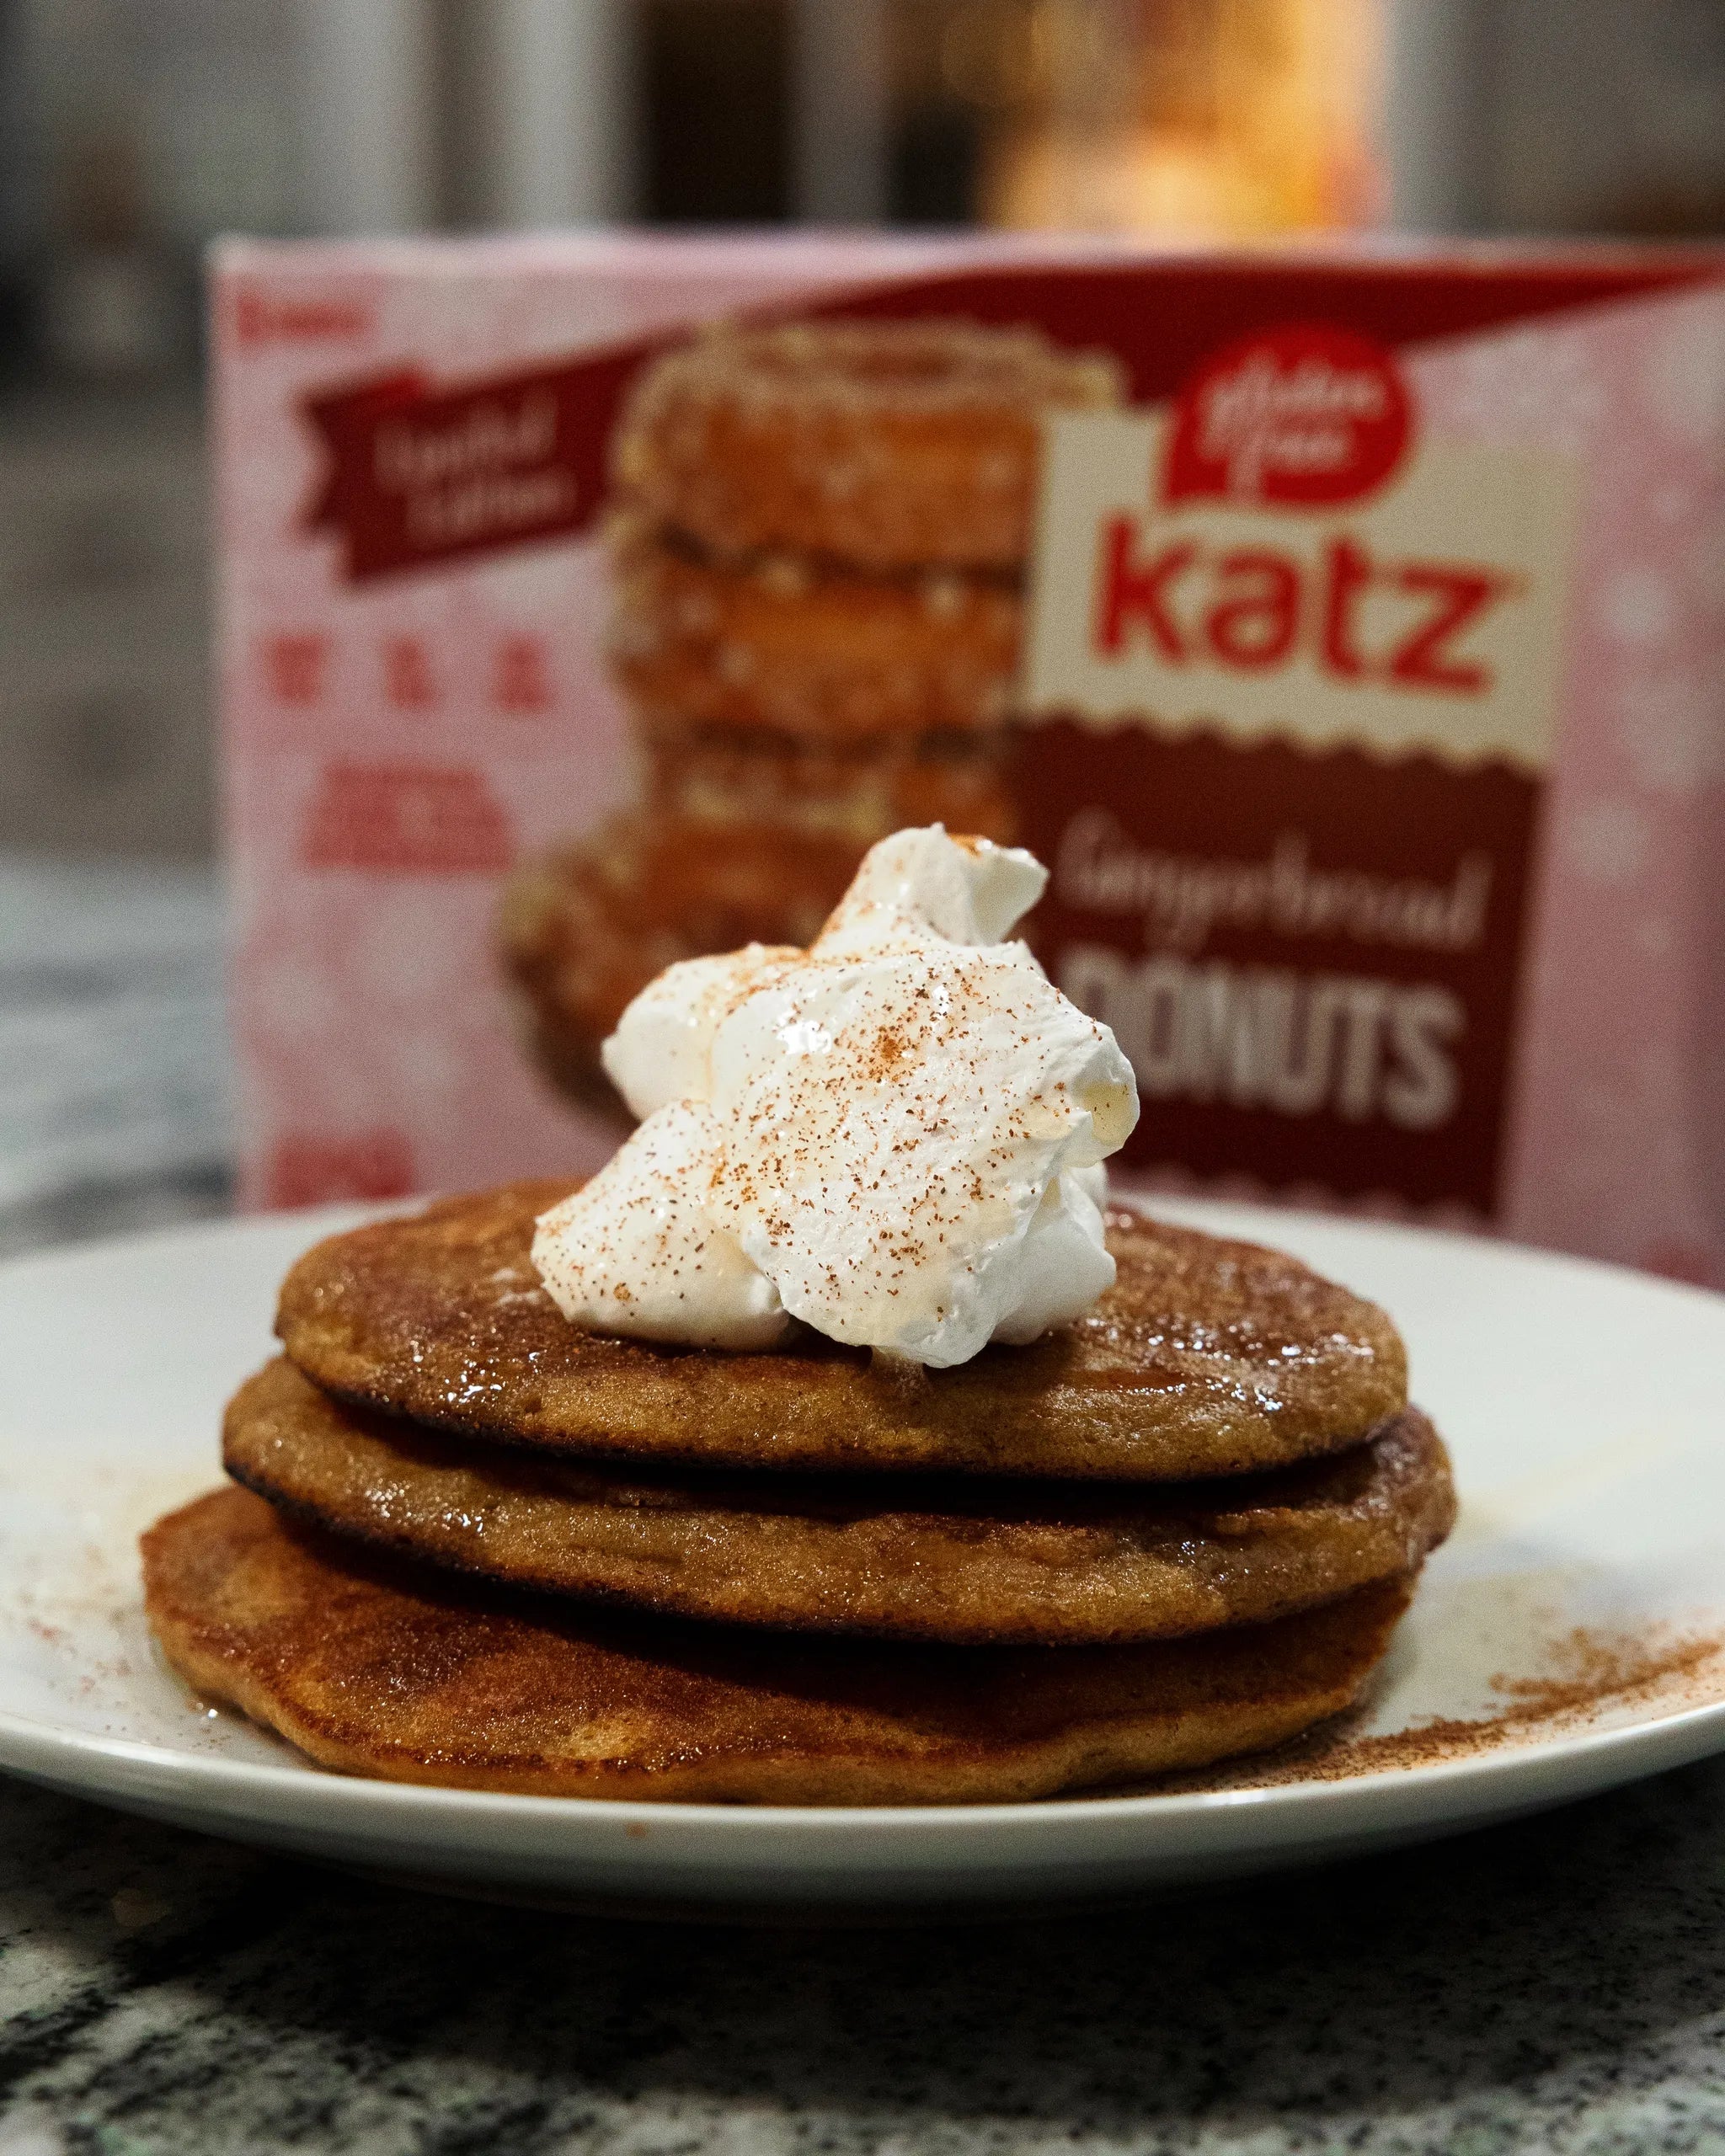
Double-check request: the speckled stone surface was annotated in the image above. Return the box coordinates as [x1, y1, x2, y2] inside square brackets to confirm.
[4, 1761, 1725, 2154]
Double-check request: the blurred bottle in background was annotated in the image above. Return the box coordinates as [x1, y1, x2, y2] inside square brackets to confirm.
[8, 0, 303, 378]
[6, 2, 1725, 372]
[1, 0, 1723, 872]
[888, 0, 1381, 234]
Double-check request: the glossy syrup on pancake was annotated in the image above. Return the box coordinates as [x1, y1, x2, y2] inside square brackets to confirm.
[226, 1357, 1455, 1646]
[277, 1183, 1407, 1481]
[143, 1487, 1415, 1806]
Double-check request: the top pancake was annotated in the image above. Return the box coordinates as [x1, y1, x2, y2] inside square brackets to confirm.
[279, 1182, 1406, 1481]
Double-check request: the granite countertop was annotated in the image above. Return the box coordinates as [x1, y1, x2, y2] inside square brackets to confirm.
[6, 857, 1725, 2153]
[4, 1758, 1725, 2154]
[0, 852, 232, 1261]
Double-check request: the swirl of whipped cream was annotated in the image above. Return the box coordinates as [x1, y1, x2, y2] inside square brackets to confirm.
[531, 826, 1139, 1368]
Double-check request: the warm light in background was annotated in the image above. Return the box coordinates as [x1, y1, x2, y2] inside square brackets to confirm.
[930, 0, 1383, 237]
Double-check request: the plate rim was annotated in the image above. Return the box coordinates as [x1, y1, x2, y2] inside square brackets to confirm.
[5, 1196, 1725, 1866]
[4, 1681, 1725, 1847]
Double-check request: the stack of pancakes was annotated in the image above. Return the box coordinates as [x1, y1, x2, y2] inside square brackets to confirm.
[143, 1183, 1455, 1806]
[500, 320, 1122, 1115]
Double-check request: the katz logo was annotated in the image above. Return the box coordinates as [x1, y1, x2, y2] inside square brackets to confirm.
[1165, 324, 1412, 510]
[1093, 526, 1512, 696]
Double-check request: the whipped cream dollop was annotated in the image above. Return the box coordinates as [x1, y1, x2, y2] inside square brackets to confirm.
[531, 826, 1139, 1368]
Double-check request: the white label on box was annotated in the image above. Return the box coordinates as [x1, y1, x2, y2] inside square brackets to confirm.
[1023, 410, 1582, 771]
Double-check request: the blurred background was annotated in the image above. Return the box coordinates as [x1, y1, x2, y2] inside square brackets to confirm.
[3, 0, 1725, 1250]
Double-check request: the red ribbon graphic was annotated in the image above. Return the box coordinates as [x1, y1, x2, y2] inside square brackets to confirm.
[302, 345, 649, 583]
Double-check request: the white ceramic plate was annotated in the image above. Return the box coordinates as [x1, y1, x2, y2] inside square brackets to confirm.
[3, 1198, 1724, 1917]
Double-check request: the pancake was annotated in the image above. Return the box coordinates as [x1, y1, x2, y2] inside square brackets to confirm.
[227, 1358, 1454, 1646]
[278, 1183, 1407, 1481]
[142, 1487, 1413, 1805]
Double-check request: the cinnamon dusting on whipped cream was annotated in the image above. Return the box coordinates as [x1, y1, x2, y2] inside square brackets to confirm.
[531, 825, 1139, 1366]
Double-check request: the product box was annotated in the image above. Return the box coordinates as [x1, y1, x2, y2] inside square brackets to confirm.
[214, 232, 1725, 1284]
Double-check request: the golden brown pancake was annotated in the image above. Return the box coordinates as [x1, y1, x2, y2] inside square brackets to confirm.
[278, 1183, 1407, 1481]
[142, 1487, 1413, 1805]
[227, 1358, 1454, 1646]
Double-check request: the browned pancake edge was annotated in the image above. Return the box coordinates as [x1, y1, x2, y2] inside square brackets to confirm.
[225, 1356, 1454, 1646]
[276, 1183, 1408, 1481]
[142, 1486, 1414, 1806]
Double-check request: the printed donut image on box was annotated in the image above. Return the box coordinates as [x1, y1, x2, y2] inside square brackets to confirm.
[499, 317, 1123, 1119]
[216, 235, 1725, 1287]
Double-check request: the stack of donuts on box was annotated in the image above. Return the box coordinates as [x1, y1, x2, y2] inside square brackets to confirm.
[146, 827, 1455, 1804]
[501, 317, 1123, 1116]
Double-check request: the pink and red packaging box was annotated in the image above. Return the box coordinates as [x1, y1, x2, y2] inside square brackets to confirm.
[214, 232, 1725, 1288]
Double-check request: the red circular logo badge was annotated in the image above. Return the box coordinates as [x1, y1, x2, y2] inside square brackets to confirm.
[1164, 323, 1413, 510]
